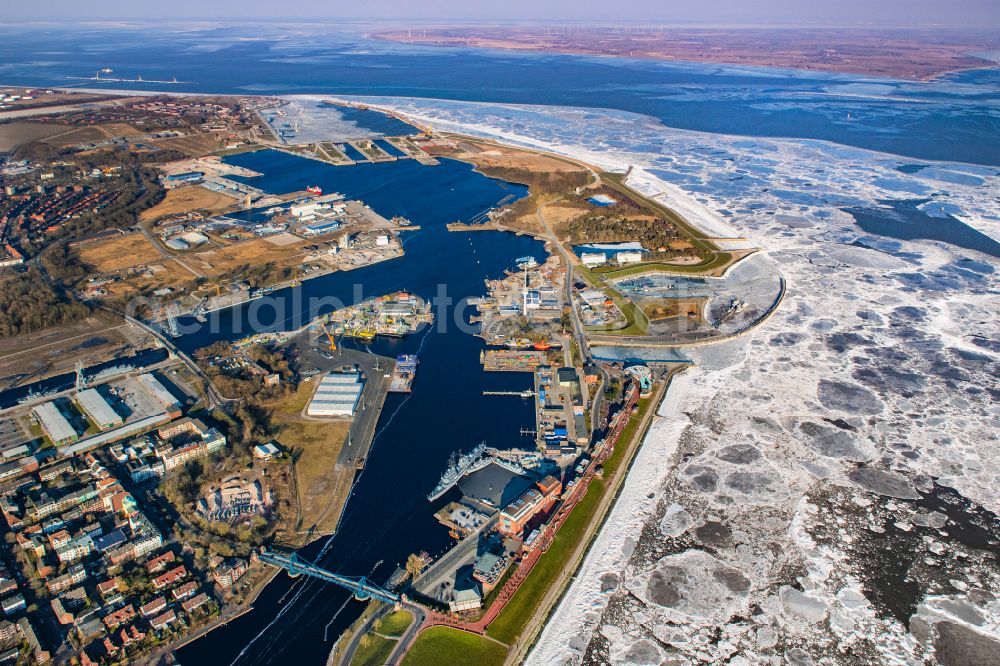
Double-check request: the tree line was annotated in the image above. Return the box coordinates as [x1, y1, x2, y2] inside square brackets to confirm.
[0, 268, 90, 339]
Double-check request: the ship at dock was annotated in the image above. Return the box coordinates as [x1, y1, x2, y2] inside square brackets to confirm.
[388, 354, 418, 393]
[426, 442, 529, 502]
[18, 387, 56, 405]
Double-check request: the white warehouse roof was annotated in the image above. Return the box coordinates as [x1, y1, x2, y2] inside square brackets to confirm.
[307, 373, 363, 417]
[138, 373, 180, 410]
[32, 402, 78, 443]
[75, 389, 123, 429]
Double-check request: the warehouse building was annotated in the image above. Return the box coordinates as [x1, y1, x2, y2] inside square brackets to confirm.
[138, 373, 181, 412]
[75, 388, 123, 430]
[32, 402, 78, 445]
[306, 373, 364, 417]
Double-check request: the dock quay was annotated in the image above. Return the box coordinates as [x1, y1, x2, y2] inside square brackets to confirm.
[480, 349, 547, 372]
[482, 390, 535, 398]
[388, 354, 418, 393]
[327, 292, 432, 341]
[446, 221, 499, 232]
[347, 140, 397, 162]
[331, 350, 394, 471]
[286, 327, 395, 471]
[426, 443, 530, 502]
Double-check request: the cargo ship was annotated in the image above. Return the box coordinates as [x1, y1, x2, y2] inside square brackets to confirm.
[388, 354, 418, 393]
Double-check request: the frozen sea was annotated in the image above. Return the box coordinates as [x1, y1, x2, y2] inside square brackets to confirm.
[333, 96, 1000, 664]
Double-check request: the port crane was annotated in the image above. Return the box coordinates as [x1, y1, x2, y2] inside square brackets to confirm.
[257, 550, 399, 604]
[320, 321, 337, 351]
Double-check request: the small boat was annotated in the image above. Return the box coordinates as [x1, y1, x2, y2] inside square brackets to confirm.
[306, 185, 322, 195]
[533, 341, 552, 351]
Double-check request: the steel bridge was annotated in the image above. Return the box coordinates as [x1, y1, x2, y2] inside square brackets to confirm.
[258, 550, 400, 604]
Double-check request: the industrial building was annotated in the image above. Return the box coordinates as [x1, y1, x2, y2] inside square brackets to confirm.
[32, 402, 78, 445]
[306, 373, 364, 417]
[138, 373, 181, 412]
[497, 475, 562, 538]
[616, 250, 645, 265]
[302, 220, 341, 236]
[165, 171, 204, 183]
[75, 388, 123, 430]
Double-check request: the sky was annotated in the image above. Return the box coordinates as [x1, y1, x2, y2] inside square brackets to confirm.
[6, 0, 1000, 27]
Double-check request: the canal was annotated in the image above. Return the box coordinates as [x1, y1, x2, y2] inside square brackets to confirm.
[176, 150, 545, 665]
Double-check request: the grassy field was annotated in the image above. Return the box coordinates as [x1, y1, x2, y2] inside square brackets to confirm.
[376, 610, 414, 638]
[76, 233, 161, 272]
[264, 382, 352, 537]
[485, 478, 606, 645]
[593, 253, 736, 279]
[401, 627, 507, 666]
[141, 185, 237, 222]
[349, 633, 396, 666]
[485, 394, 657, 646]
[576, 265, 649, 336]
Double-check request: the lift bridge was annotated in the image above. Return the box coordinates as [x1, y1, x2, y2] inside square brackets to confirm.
[258, 550, 399, 604]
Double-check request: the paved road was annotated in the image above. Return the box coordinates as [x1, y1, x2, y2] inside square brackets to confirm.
[534, 200, 608, 446]
[334, 602, 427, 666]
[290, 329, 395, 470]
[412, 515, 498, 602]
[125, 314, 233, 410]
[502, 379, 667, 665]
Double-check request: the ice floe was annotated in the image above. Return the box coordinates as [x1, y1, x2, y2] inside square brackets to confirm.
[283, 95, 1000, 664]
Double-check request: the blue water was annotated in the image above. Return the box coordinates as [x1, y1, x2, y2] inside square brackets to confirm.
[338, 142, 366, 162]
[172, 151, 546, 666]
[1, 22, 998, 164]
[375, 138, 406, 157]
[847, 199, 1000, 259]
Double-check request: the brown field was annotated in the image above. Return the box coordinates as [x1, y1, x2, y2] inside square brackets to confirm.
[76, 233, 161, 273]
[263, 232, 304, 247]
[516, 199, 589, 235]
[40, 125, 110, 146]
[376, 27, 1000, 80]
[0, 121, 71, 151]
[41, 122, 142, 147]
[149, 132, 226, 156]
[186, 238, 304, 277]
[102, 260, 197, 300]
[140, 185, 237, 222]
[262, 383, 354, 538]
[466, 148, 584, 174]
[102, 122, 144, 137]
[639, 298, 704, 322]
